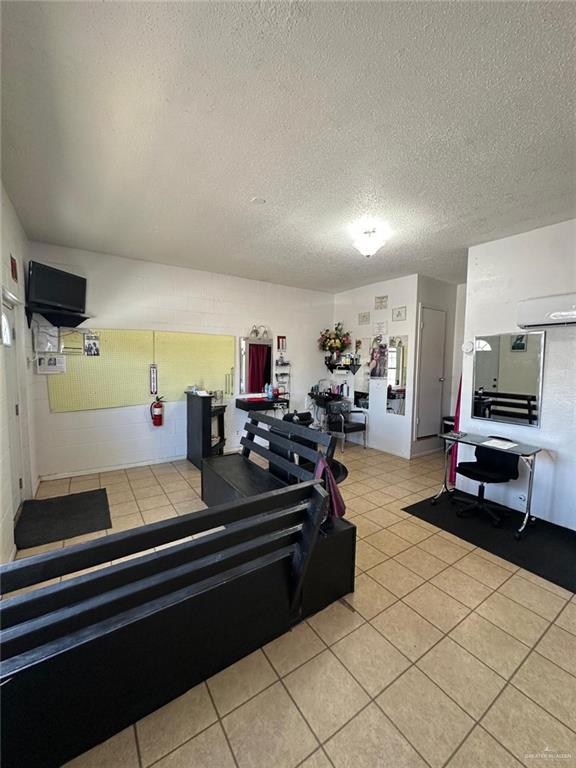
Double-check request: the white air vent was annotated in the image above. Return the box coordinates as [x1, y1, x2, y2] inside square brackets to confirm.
[517, 293, 576, 329]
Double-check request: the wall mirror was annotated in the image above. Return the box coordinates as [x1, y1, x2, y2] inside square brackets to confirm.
[351, 337, 371, 409]
[387, 335, 408, 415]
[472, 331, 545, 427]
[239, 337, 273, 394]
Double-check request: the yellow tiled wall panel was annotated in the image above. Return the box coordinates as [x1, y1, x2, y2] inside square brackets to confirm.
[47, 329, 235, 412]
[48, 330, 153, 412]
[154, 331, 234, 401]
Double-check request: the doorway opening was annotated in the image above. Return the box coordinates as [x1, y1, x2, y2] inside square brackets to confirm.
[2, 304, 24, 517]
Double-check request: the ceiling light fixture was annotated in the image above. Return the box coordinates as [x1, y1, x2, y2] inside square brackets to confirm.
[348, 217, 392, 258]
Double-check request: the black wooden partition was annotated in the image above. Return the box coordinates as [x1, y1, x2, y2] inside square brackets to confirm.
[0, 481, 331, 768]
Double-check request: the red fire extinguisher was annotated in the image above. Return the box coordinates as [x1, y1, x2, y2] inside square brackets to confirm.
[150, 396, 164, 427]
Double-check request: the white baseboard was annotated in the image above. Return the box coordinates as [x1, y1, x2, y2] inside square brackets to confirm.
[39, 455, 188, 481]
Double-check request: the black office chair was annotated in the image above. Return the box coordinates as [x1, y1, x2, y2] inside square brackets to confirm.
[455, 441, 519, 526]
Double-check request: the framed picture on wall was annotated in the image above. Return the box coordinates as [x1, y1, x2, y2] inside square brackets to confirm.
[84, 334, 101, 356]
[37, 355, 66, 374]
[369, 335, 388, 378]
[10, 255, 18, 283]
[511, 334, 527, 352]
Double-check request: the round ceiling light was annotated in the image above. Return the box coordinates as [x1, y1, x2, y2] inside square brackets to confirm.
[348, 216, 393, 258]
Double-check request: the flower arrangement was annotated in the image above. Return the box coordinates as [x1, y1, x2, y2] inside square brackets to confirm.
[318, 322, 352, 356]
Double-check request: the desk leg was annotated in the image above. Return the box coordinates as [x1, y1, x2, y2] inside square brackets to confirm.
[515, 455, 537, 540]
[431, 441, 455, 505]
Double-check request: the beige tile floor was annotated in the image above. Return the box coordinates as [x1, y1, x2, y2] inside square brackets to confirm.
[14, 447, 576, 768]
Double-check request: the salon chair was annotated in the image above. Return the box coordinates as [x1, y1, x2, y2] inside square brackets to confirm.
[326, 401, 367, 453]
[455, 441, 519, 526]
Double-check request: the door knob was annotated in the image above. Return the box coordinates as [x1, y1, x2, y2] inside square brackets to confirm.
[439, 377, 445, 382]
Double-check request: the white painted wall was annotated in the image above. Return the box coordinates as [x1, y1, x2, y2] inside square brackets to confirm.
[333, 275, 419, 458]
[459, 219, 576, 530]
[28, 242, 333, 477]
[1, 185, 37, 562]
[497, 333, 541, 394]
[450, 283, 467, 411]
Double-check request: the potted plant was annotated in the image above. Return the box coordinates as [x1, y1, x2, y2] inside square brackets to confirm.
[318, 323, 352, 363]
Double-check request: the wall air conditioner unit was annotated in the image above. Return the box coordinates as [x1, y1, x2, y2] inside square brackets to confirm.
[517, 293, 576, 329]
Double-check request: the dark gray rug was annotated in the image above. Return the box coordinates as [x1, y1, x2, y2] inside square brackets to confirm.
[14, 489, 111, 550]
[403, 494, 576, 593]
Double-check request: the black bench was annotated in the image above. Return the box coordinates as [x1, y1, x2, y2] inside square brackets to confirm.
[202, 412, 355, 619]
[474, 390, 539, 425]
[201, 411, 336, 506]
[0, 481, 356, 768]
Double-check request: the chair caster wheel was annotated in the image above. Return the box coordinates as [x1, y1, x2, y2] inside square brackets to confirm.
[514, 532, 522, 541]
[430, 499, 438, 506]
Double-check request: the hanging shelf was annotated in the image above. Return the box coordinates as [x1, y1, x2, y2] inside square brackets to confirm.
[324, 362, 361, 375]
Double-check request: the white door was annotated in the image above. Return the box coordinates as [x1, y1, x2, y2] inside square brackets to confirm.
[416, 307, 446, 439]
[3, 306, 24, 514]
[474, 336, 500, 391]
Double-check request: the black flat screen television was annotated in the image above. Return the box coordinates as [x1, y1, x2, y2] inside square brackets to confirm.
[27, 261, 87, 313]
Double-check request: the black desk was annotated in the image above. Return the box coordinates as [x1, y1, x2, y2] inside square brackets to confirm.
[235, 397, 290, 412]
[186, 393, 226, 470]
[435, 431, 542, 539]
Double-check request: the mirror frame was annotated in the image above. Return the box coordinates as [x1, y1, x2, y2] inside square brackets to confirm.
[471, 330, 545, 428]
[387, 335, 408, 416]
[239, 336, 273, 395]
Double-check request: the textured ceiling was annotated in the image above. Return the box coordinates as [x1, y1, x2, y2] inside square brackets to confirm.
[2, 2, 575, 292]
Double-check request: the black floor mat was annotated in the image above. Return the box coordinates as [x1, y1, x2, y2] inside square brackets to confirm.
[403, 494, 576, 593]
[14, 489, 111, 550]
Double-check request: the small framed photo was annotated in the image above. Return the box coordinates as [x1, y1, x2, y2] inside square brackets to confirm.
[37, 355, 66, 374]
[358, 311, 371, 325]
[10, 255, 18, 283]
[369, 336, 388, 379]
[374, 295, 388, 310]
[84, 334, 100, 356]
[392, 306, 407, 322]
[511, 334, 527, 352]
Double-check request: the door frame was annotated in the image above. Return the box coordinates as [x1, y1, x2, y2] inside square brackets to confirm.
[413, 302, 447, 441]
[2, 292, 27, 513]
